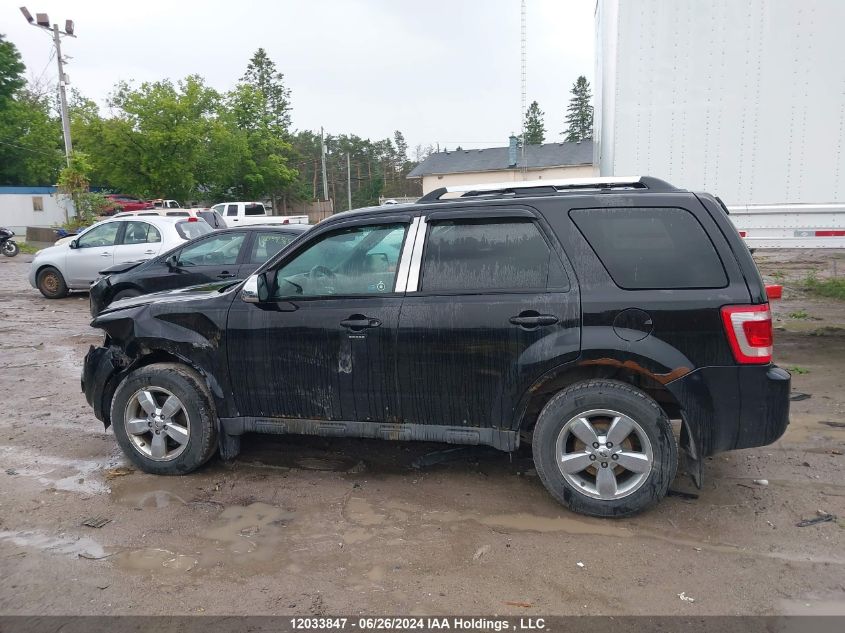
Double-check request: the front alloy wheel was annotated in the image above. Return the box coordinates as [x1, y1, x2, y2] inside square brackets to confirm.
[124, 387, 190, 461]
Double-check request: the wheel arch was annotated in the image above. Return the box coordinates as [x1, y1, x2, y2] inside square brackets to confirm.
[516, 363, 683, 436]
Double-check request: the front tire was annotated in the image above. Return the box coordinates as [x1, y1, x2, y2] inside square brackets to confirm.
[111, 288, 142, 304]
[36, 266, 69, 298]
[110, 363, 218, 475]
[532, 380, 677, 517]
[2, 240, 19, 257]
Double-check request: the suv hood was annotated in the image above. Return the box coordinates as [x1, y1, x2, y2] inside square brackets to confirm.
[101, 280, 242, 314]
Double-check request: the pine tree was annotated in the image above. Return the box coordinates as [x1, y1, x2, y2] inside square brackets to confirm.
[241, 48, 291, 131]
[523, 100, 546, 144]
[563, 75, 593, 142]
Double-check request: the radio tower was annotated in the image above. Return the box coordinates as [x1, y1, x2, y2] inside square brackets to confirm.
[520, 0, 527, 178]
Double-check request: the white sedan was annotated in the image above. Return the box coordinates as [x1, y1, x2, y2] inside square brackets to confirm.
[29, 216, 212, 298]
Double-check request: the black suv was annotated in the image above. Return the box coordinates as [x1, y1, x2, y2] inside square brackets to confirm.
[82, 177, 790, 517]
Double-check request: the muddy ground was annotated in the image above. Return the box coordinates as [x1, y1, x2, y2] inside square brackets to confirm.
[0, 250, 843, 616]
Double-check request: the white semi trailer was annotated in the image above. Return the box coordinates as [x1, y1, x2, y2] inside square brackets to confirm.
[594, 0, 845, 248]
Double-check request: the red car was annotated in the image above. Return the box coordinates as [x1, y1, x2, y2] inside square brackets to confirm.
[103, 195, 154, 215]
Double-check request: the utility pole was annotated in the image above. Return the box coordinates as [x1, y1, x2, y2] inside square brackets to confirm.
[320, 127, 329, 202]
[346, 153, 352, 211]
[20, 7, 76, 166]
[520, 0, 527, 179]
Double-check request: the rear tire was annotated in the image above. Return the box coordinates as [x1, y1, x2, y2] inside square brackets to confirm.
[110, 363, 218, 475]
[2, 241, 19, 257]
[532, 379, 677, 517]
[36, 266, 69, 299]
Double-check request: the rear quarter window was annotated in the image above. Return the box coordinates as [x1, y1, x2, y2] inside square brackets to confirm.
[176, 220, 213, 240]
[569, 207, 727, 289]
[244, 203, 266, 216]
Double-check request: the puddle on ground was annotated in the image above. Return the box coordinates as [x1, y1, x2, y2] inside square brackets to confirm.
[295, 456, 354, 471]
[0, 445, 117, 495]
[110, 475, 193, 509]
[114, 548, 198, 573]
[780, 597, 845, 615]
[346, 497, 387, 526]
[0, 529, 110, 559]
[479, 512, 631, 537]
[198, 502, 296, 565]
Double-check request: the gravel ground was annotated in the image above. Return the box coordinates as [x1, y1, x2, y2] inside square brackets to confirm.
[0, 251, 843, 616]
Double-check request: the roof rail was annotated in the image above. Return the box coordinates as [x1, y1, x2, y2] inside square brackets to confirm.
[416, 176, 677, 203]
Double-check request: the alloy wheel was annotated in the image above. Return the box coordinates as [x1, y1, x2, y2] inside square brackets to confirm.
[123, 387, 190, 461]
[555, 408, 653, 500]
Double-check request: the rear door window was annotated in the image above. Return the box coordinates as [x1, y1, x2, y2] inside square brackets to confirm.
[226, 204, 238, 217]
[121, 221, 159, 244]
[569, 207, 727, 289]
[420, 219, 554, 292]
[248, 231, 299, 264]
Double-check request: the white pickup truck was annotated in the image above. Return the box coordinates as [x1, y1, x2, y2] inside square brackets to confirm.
[210, 201, 308, 226]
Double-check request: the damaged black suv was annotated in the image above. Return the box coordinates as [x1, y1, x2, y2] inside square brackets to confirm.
[83, 177, 790, 517]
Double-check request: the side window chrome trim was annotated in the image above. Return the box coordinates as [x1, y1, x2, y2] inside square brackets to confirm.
[393, 217, 420, 293]
[405, 216, 428, 292]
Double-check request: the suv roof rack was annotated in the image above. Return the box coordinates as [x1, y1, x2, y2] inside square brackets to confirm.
[416, 176, 677, 203]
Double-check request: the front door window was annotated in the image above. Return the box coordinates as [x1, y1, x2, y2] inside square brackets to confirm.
[273, 223, 406, 298]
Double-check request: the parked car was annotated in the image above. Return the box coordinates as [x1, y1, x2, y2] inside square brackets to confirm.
[210, 201, 308, 226]
[30, 216, 212, 298]
[104, 194, 154, 215]
[82, 177, 790, 517]
[150, 199, 181, 210]
[89, 224, 309, 315]
[157, 208, 227, 229]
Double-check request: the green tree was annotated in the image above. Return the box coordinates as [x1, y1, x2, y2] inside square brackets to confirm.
[563, 75, 593, 142]
[523, 100, 546, 144]
[241, 48, 291, 132]
[56, 151, 111, 229]
[0, 34, 25, 102]
[0, 35, 64, 185]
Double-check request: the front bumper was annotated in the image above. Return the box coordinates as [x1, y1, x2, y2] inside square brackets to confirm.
[667, 363, 791, 457]
[82, 344, 125, 426]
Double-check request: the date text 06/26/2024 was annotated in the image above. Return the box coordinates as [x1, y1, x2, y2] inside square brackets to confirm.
[289, 618, 546, 631]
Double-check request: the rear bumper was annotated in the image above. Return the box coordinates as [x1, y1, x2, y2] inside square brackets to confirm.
[667, 364, 790, 457]
[89, 277, 110, 317]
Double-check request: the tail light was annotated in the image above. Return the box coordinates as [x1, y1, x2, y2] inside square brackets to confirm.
[282, 219, 290, 224]
[187, 217, 198, 222]
[721, 304, 773, 364]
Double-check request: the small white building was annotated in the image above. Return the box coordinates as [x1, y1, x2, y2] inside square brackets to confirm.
[407, 136, 597, 195]
[0, 186, 73, 235]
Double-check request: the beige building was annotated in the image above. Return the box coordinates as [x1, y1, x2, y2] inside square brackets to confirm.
[408, 136, 597, 194]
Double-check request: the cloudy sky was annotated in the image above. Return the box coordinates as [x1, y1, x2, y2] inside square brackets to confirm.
[5, 0, 595, 152]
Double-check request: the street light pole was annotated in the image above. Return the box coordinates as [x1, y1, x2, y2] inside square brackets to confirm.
[20, 7, 76, 166]
[52, 24, 73, 163]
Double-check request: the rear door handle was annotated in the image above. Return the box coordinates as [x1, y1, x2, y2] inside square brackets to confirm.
[100, 252, 112, 257]
[509, 313, 559, 328]
[340, 315, 382, 331]
[217, 272, 237, 279]
[144, 250, 156, 255]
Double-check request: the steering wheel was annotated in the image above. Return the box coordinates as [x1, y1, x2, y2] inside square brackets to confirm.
[309, 265, 335, 280]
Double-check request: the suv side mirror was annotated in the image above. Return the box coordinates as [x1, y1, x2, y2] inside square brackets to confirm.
[242, 272, 271, 303]
[69, 239, 78, 249]
[165, 254, 179, 269]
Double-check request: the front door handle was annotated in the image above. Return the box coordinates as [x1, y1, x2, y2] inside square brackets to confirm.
[217, 272, 236, 279]
[100, 252, 112, 257]
[340, 315, 382, 331]
[509, 312, 559, 328]
[144, 250, 156, 255]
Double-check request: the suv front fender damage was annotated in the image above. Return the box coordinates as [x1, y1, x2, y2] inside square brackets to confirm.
[83, 304, 229, 429]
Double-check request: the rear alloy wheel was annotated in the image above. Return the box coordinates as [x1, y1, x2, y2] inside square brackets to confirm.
[36, 266, 69, 299]
[532, 380, 677, 517]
